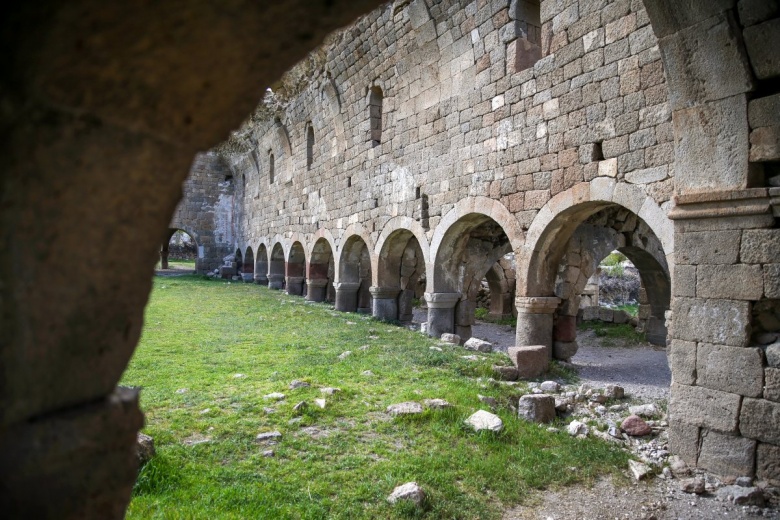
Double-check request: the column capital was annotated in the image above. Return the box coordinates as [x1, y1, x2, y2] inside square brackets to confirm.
[334, 282, 361, 293]
[307, 278, 329, 288]
[369, 286, 400, 299]
[268, 274, 285, 282]
[424, 292, 461, 308]
[515, 296, 560, 313]
[285, 276, 305, 284]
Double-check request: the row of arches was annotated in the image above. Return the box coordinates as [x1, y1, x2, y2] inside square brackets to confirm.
[235, 180, 674, 357]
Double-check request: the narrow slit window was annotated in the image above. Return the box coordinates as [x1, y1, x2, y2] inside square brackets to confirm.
[269, 153, 275, 184]
[306, 125, 315, 170]
[368, 86, 383, 146]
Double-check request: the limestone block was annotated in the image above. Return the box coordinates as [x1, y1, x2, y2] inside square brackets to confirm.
[669, 383, 741, 433]
[739, 0, 780, 27]
[757, 442, 780, 485]
[517, 394, 556, 424]
[750, 126, 780, 162]
[676, 230, 740, 265]
[669, 339, 696, 386]
[673, 265, 696, 297]
[765, 368, 780, 403]
[553, 341, 578, 361]
[743, 18, 780, 79]
[668, 419, 700, 467]
[696, 264, 763, 301]
[748, 93, 780, 129]
[507, 345, 549, 378]
[696, 344, 764, 397]
[766, 265, 780, 299]
[698, 430, 756, 478]
[741, 229, 780, 264]
[740, 398, 780, 444]
[597, 158, 617, 178]
[671, 298, 750, 347]
[659, 13, 753, 109]
[625, 165, 667, 184]
[598, 307, 614, 322]
[673, 95, 750, 194]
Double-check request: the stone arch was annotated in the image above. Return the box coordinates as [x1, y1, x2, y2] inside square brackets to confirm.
[242, 246, 255, 282]
[307, 235, 336, 303]
[321, 78, 346, 158]
[336, 232, 373, 314]
[160, 227, 201, 272]
[270, 118, 293, 184]
[427, 197, 524, 339]
[255, 243, 269, 285]
[268, 241, 286, 290]
[286, 241, 307, 296]
[483, 260, 516, 320]
[373, 218, 430, 322]
[234, 247, 243, 276]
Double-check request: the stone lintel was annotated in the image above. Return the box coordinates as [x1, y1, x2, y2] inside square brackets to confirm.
[369, 286, 401, 299]
[424, 292, 461, 308]
[669, 188, 772, 221]
[515, 296, 560, 314]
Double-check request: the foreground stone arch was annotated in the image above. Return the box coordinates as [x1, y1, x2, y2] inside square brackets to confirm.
[335, 228, 374, 314]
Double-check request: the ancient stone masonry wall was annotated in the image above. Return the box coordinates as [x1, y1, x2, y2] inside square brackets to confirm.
[171, 152, 235, 272]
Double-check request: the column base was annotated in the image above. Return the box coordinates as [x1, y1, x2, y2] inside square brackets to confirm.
[425, 292, 461, 338]
[370, 286, 401, 321]
[334, 282, 360, 312]
[306, 278, 329, 302]
[268, 274, 285, 290]
[286, 276, 305, 296]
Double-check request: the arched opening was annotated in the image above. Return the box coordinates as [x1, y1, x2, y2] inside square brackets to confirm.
[286, 242, 306, 296]
[242, 246, 255, 282]
[255, 244, 269, 285]
[234, 248, 243, 279]
[376, 229, 426, 322]
[477, 256, 516, 321]
[159, 229, 198, 273]
[306, 124, 314, 170]
[336, 236, 372, 313]
[268, 243, 285, 290]
[431, 214, 514, 342]
[307, 238, 335, 302]
[368, 86, 383, 146]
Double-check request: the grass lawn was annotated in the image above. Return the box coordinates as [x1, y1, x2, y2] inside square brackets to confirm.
[123, 276, 628, 519]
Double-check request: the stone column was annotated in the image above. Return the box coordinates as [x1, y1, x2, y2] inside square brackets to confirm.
[160, 243, 169, 270]
[424, 292, 461, 338]
[285, 276, 305, 296]
[334, 282, 360, 312]
[370, 287, 400, 321]
[306, 278, 329, 302]
[254, 273, 269, 285]
[515, 296, 560, 357]
[267, 274, 285, 290]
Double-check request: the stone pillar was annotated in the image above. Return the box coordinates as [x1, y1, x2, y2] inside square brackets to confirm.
[160, 243, 169, 270]
[370, 287, 400, 321]
[306, 278, 329, 302]
[334, 282, 360, 312]
[241, 273, 254, 283]
[425, 292, 461, 338]
[515, 296, 560, 357]
[254, 273, 269, 285]
[397, 289, 415, 322]
[267, 274, 285, 290]
[285, 276, 305, 296]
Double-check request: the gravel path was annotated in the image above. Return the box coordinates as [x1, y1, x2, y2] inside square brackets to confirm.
[413, 308, 670, 401]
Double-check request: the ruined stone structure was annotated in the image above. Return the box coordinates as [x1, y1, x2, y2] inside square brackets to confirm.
[3, 0, 780, 517]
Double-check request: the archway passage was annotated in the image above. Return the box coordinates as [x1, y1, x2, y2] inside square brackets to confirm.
[255, 244, 269, 285]
[374, 229, 425, 322]
[269, 243, 285, 290]
[431, 214, 514, 340]
[242, 246, 255, 282]
[479, 256, 516, 321]
[307, 238, 335, 302]
[286, 242, 306, 296]
[520, 201, 671, 362]
[159, 229, 198, 273]
[336, 236, 372, 313]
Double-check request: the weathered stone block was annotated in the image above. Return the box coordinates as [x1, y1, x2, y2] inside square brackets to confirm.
[675, 230, 740, 265]
[517, 394, 556, 424]
[696, 264, 763, 301]
[552, 341, 578, 361]
[508, 345, 549, 378]
[739, 0, 780, 27]
[673, 264, 696, 297]
[671, 298, 750, 347]
[743, 18, 780, 80]
[748, 93, 780, 129]
[741, 398, 780, 444]
[750, 126, 780, 162]
[696, 344, 764, 397]
[673, 95, 750, 195]
[668, 418, 700, 467]
[765, 265, 780, 299]
[669, 339, 696, 386]
[765, 368, 780, 402]
[756, 442, 780, 485]
[741, 229, 780, 264]
[553, 315, 576, 342]
[669, 383, 741, 433]
[698, 430, 756, 478]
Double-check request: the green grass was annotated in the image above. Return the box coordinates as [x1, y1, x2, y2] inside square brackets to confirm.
[577, 321, 645, 347]
[615, 303, 638, 317]
[123, 276, 628, 519]
[156, 258, 196, 270]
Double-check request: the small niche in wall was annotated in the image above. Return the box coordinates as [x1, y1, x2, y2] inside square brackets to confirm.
[347, 177, 352, 188]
